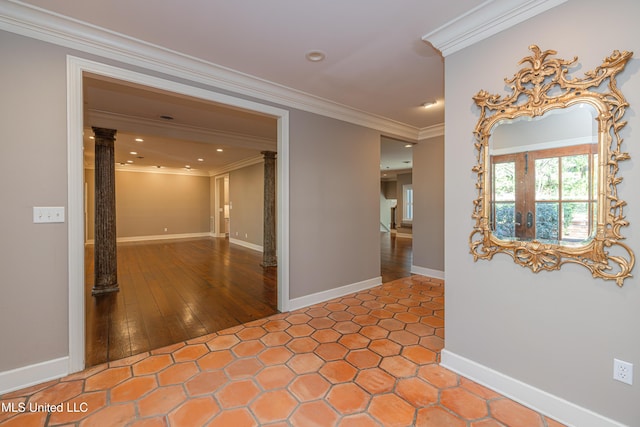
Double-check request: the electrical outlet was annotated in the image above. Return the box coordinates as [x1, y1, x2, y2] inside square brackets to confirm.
[613, 359, 633, 385]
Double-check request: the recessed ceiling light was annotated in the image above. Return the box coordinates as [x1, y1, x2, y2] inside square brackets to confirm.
[197, 158, 204, 162]
[185, 165, 191, 169]
[404, 144, 413, 148]
[135, 138, 144, 142]
[421, 100, 437, 109]
[216, 148, 223, 152]
[130, 151, 138, 155]
[306, 50, 326, 62]
[127, 160, 133, 164]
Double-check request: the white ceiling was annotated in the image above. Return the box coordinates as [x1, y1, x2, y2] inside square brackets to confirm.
[3, 0, 563, 175]
[17, 0, 488, 128]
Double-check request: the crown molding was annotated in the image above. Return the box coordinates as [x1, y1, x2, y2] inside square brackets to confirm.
[418, 123, 445, 141]
[85, 163, 211, 177]
[422, 0, 568, 57]
[208, 155, 265, 177]
[84, 155, 265, 177]
[0, 0, 422, 140]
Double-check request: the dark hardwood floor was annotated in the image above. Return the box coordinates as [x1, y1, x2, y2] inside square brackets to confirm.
[85, 237, 277, 367]
[85, 233, 412, 367]
[380, 231, 413, 283]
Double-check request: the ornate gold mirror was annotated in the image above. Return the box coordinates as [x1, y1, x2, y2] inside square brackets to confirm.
[470, 46, 634, 285]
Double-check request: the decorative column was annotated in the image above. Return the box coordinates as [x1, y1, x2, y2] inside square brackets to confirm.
[261, 151, 277, 267]
[92, 127, 119, 295]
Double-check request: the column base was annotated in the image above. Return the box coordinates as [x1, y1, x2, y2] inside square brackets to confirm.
[91, 285, 120, 296]
[261, 261, 278, 268]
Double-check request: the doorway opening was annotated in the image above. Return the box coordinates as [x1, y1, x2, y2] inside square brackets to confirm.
[379, 136, 414, 282]
[67, 56, 290, 373]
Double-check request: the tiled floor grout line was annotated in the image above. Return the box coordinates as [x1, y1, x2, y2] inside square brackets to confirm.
[0, 276, 565, 427]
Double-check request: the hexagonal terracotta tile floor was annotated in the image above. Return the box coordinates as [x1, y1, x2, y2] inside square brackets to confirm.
[0, 276, 566, 426]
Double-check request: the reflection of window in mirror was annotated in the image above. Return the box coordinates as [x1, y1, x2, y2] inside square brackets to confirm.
[488, 103, 599, 246]
[403, 184, 413, 222]
[491, 144, 597, 245]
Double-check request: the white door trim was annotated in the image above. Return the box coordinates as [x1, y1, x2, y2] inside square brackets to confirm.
[67, 56, 290, 374]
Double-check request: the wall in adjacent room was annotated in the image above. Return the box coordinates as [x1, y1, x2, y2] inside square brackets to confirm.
[228, 162, 264, 247]
[85, 169, 211, 240]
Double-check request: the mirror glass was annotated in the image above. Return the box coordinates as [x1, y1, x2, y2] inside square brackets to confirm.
[488, 103, 599, 246]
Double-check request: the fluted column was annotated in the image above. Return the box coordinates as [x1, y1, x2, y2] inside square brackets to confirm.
[261, 151, 277, 267]
[92, 127, 119, 295]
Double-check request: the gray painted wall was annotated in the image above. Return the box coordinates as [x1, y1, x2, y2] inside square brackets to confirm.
[444, 0, 640, 424]
[0, 31, 70, 370]
[289, 110, 381, 299]
[0, 30, 385, 374]
[413, 136, 444, 272]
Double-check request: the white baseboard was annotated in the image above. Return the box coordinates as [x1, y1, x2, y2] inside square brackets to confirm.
[85, 232, 212, 245]
[411, 265, 445, 280]
[288, 276, 382, 311]
[440, 349, 625, 427]
[228, 238, 263, 252]
[0, 357, 69, 395]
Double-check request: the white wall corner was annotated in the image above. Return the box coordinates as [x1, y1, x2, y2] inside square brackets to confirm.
[288, 277, 382, 312]
[440, 349, 627, 427]
[411, 265, 444, 280]
[422, 0, 568, 57]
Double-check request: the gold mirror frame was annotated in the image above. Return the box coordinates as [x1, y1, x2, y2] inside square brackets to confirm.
[470, 45, 634, 286]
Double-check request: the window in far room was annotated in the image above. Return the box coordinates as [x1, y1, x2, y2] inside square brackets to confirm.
[403, 184, 413, 222]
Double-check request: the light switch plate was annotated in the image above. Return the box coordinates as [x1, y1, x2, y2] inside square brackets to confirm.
[33, 207, 65, 223]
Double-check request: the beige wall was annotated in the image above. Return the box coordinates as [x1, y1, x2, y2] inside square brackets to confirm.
[228, 162, 264, 246]
[444, 0, 640, 424]
[85, 169, 211, 239]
